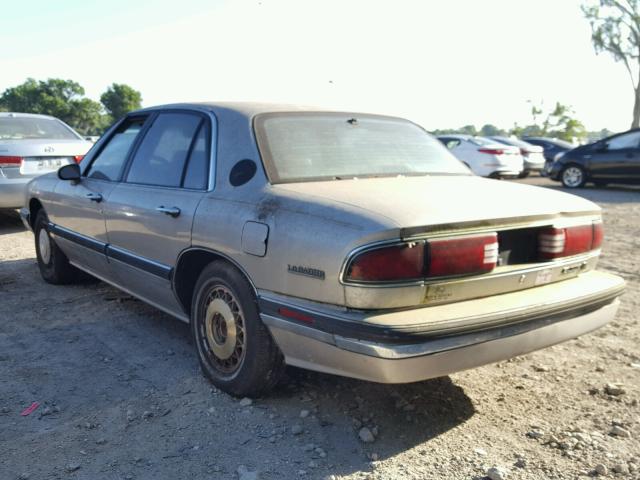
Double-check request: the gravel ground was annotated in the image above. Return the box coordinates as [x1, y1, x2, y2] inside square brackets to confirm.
[0, 178, 638, 480]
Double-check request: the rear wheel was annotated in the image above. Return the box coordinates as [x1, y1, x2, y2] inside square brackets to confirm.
[517, 170, 530, 179]
[561, 165, 586, 188]
[34, 211, 79, 284]
[191, 261, 285, 397]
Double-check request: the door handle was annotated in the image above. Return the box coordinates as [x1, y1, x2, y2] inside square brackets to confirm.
[85, 192, 103, 203]
[156, 206, 181, 217]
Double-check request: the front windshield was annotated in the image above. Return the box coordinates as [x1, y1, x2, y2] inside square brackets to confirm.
[255, 113, 470, 183]
[0, 116, 80, 140]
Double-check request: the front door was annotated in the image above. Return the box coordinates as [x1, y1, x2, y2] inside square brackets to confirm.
[104, 111, 211, 318]
[47, 117, 148, 278]
[589, 130, 640, 181]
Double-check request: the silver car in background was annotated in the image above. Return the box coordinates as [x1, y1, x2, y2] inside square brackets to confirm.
[20, 103, 624, 397]
[489, 136, 546, 178]
[0, 112, 91, 209]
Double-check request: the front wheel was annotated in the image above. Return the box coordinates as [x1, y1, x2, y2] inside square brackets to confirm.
[34, 211, 79, 284]
[561, 165, 586, 188]
[191, 261, 285, 397]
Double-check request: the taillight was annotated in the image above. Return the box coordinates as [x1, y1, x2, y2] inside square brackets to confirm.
[478, 148, 504, 155]
[0, 156, 23, 167]
[345, 233, 498, 283]
[73, 155, 84, 163]
[346, 243, 424, 282]
[538, 223, 603, 259]
[428, 233, 498, 277]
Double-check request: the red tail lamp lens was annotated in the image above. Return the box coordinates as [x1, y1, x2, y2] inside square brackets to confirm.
[428, 233, 498, 277]
[478, 148, 504, 155]
[0, 156, 23, 167]
[346, 233, 499, 282]
[592, 222, 604, 249]
[538, 223, 603, 259]
[347, 243, 424, 282]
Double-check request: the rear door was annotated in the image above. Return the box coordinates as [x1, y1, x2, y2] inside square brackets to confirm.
[104, 111, 212, 318]
[48, 117, 149, 278]
[588, 130, 640, 181]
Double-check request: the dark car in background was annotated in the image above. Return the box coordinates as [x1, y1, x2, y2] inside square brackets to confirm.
[523, 137, 574, 166]
[489, 136, 545, 178]
[548, 128, 640, 188]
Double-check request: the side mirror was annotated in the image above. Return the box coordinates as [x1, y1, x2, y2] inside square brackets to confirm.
[58, 163, 81, 182]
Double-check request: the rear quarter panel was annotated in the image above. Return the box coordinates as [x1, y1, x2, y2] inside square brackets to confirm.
[191, 186, 398, 306]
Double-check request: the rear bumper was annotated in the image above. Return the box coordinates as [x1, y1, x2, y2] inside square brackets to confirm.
[523, 161, 545, 172]
[0, 176, 30, 209]
[259, 271, 624, 383]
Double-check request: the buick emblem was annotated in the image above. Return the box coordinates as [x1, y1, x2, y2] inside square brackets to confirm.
[44, 146, 55, 153]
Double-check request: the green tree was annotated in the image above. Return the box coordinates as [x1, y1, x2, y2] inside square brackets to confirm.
[582, 0, 640, 128]
[458, 124, 478, 136]
[526, 101, 587, 142]
[100, 83, 142, 120]
[479, 124, 506, 137]
[0, 78, 103, 134]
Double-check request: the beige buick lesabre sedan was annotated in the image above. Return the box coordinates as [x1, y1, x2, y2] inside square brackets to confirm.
[20, 103, 625, 396]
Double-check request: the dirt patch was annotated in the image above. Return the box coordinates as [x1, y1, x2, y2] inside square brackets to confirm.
[0, 180, 638, 479]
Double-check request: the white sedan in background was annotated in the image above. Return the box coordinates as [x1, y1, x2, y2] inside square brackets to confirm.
[437, 134, 523, 178]
[0, 112, 92, 209]
[489, 136, 546, 178]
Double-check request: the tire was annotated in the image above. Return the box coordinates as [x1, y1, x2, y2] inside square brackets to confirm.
[561, 165, 586, 188]
[191, 261, 285, 397]
[34, 210, 79, 284]
[517, 170, 530, 179]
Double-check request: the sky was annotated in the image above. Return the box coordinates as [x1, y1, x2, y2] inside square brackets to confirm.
[0, 0, 633, 132]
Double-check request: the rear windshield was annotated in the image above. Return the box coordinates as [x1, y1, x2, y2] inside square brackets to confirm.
[0, 116, 80, 140]
[254, 113, 470, 183]
[469, 136, 500, 146]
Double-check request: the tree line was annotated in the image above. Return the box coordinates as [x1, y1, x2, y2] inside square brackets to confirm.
[0, 78, 142, 135]
[431, 101, 615, 142]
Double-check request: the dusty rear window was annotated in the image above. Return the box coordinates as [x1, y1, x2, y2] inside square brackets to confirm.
[254, 113, 470, 183]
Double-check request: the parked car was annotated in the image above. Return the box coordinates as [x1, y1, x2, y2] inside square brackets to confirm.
[20, 103, 624, 396]
[0, 113, 92, 209]
[489, 136, 546, 178]
[548, 128, 640, 188]
[437, 134, 524, 178]
[522, 136, 574, 168]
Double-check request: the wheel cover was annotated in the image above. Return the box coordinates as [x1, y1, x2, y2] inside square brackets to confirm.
[563, 167, 583, 187]
[202, 285, 246, 373]
[38, 228, 51, 265]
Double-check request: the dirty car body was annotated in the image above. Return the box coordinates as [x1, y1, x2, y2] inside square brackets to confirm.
[21, 103, 625, 396]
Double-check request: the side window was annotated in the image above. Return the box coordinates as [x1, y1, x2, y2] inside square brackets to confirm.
[606, 131, 640, 151]
[445, 139, 460, 149]
[183, 123, 210, 190]
[86, 118, 146, 181]
[126, 113, 202, 187]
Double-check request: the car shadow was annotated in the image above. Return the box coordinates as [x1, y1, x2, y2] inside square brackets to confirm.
[0, 260, 476, 478]
[0, 209, 26, 235]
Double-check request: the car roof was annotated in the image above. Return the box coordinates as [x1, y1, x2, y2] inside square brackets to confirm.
[133, 102, 352, 119]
